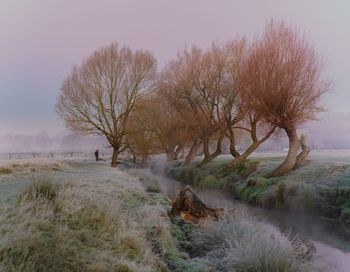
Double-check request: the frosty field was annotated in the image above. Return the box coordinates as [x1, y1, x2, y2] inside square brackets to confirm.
[0, 157, 343, 271]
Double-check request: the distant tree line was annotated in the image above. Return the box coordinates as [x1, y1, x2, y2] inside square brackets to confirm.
[56, 21, 330, 176]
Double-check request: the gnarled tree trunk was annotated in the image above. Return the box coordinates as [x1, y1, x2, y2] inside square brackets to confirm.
[231, 126, 276, 166]
[199, 135, 223, 166]
[272, 127, 300, 176]
[184, 139, 200, 165]
[231, 141, 260, 166]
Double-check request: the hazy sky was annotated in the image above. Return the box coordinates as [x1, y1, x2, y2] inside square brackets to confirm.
[0, 0, 349, 134]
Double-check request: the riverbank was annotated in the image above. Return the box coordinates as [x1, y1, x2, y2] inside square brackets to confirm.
[164, 157, 350, 226]
[0, 159, 335, 271]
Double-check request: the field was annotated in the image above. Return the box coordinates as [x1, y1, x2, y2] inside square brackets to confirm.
[0, 156, 333, 271]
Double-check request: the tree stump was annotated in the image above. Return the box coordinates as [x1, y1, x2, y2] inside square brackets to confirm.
[169, 186, 223, 223]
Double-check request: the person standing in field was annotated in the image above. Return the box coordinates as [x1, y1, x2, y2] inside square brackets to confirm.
[95, 150, 99, 161]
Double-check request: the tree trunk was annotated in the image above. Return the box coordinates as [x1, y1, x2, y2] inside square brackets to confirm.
[174, 144, 184, 160]
[111, 147, 118, 167]
[227, 132, 241, 159]
[231, 141, 259, 166]
[199, 136, 223, 166]
[184, 139, 200, 165]
[231, 126, 276, 166]
[272, 127, 300, 176]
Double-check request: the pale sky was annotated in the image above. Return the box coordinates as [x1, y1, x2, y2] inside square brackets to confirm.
[0, 0, 349, 134]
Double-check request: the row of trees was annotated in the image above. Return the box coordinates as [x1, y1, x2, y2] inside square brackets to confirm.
[56, 21, 330, 176]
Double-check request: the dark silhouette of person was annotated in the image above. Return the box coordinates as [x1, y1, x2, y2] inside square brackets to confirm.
[95, 150, 99, 161]
[133, 155, 136, 164]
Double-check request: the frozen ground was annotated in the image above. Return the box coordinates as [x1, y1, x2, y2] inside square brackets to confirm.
[0, 158, 172, 271]
[0, 157, 348, 271]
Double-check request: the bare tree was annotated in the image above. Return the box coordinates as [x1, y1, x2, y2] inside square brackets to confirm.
[56, 43, 157, 167]
[241, 21, 330, 175]
[159, 40, 276, 166]
[214, 40, 277, 165]
[129, 92, 190, 162]
[160, 46, 227, 165]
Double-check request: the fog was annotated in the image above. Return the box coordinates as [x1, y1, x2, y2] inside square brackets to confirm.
[0, 131, 108, 154]
[1, 111, 350, 154]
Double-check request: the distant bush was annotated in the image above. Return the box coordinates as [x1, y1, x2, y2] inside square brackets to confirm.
[191, 212, 329, 272]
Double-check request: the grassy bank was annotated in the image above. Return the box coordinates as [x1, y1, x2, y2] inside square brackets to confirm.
[0, 162, 212, 272]
[166, 158, 350, 225]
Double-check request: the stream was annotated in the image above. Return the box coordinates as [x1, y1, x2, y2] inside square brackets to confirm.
[143, 168, 350, 272]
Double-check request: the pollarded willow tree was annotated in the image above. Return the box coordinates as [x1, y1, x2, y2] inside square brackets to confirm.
[218, 40, 277, 165]
[159, 40, 277, 166]
[127, 92, 190, 162]
[241, 21, 330, 176]
[160, 46, 226, 165]
[56, 43, 157, 167]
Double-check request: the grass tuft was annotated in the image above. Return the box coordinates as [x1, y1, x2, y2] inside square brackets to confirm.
[191, 211, 330, 272]
[20, 177, 62, 202]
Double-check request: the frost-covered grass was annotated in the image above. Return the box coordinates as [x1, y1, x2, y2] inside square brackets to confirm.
[0, 163, 171, 271]
[0, 159, 68, 183]
[0, 161, 218, 272]
[192, 211, 331, 272]
[19, 176, 65, 202]
[0, 158, 338, 271]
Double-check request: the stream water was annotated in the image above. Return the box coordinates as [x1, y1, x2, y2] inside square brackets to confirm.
[144, 168, 350, 272]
